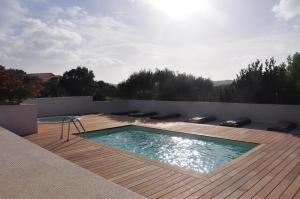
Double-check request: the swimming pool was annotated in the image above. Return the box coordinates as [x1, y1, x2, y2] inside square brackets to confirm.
[80, 125, 257, 174]
[38, 115, 81, 123]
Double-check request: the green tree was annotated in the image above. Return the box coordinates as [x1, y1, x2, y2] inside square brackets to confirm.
[60, 66, 95, 96]
[41, 76, 65, 97]
[117, 68, 214, 101]
[118, 70, 155, 99]
[221, 55, 300, 104]
[285, 52, 300, 104]
[287, 52, 300, 81]
[93, 80, 117, 100]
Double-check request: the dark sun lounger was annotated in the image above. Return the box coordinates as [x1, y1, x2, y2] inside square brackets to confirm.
[150, 113, 181, 120]
[220, 117, 251, 127]
[267, 121, 297, 132]
[111, 110, 139, 115]
[187, 116, 216, 124]
[128, 111, 158, 117]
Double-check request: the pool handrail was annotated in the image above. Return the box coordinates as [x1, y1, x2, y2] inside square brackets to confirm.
[61, 116, 86, 141]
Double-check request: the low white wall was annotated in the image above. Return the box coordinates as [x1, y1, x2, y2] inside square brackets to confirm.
[20, 96, 300, 125]
[24, 96, 130, 116]
[0, 104, 37, 135]
[91, 100, 130, 114]
[24, 96, 94, 117]
[126, 100, 300, 124]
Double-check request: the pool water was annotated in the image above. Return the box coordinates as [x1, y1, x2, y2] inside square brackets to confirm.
[80, 126, 257, 174]
[38, 116, 80, 123]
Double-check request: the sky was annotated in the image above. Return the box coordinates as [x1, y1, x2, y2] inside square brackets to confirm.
[0, 0, 300, 83]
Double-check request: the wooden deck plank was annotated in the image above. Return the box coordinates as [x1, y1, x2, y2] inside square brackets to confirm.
[24, 114, 300, 199]
[148, 177, 195, 199]
[253, 157, 300, 198]
[122, 169, 171, 188]
[173, 137, 293, 199]
[184, 137, 297, 199]
[265, 161, 300, 199]
[279, 173, 300, 199]
[142, 174, 188, 197]
[118, 168, 165, 186]
[135, 173, 186, 194]
[131, 171, 177, 192]
[110, 165, 159, 182]
[159, 178, 204, 199]
[227, 147, 300, 199]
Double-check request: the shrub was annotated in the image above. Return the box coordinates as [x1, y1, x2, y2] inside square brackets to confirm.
[0, 66, 42, 104]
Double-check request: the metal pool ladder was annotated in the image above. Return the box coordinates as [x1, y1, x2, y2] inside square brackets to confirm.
[60, 116, 86, 141]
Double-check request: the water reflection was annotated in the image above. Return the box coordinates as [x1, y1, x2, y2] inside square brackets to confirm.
[82, 126, 256, 174]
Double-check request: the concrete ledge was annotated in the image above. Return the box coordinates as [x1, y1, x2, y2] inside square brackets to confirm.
[0, 127, 145, 199]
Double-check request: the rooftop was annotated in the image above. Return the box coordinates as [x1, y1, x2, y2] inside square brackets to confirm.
[23, 114, 300, 199]
[28, 73, 58, 82]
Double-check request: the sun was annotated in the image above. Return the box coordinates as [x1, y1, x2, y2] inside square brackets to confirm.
[149, 0, 210, 21]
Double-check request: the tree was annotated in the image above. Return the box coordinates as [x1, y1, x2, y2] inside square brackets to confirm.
[93, 80, 117, 100]
[117, 68, 214, 101]
[285, 52, 300, 104]
[60, 66, 95, 96]
[221, 54, 300, 104]
[118, 70, 155, 99]
[41, 76, 65, 97]
[0, 65, 42, 104]
[287, 52, 300, 81]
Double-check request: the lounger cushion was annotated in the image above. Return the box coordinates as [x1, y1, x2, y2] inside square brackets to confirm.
[220, 117, 251, 127]
[111, 110, 139, 115]
[150, 113, 181, 120]
[128, 112, 158, 117]
[267, 121, 297, 132]
[187, 116, 216, 123]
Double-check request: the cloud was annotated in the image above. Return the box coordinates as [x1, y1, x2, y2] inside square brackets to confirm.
[1, 0, 300, 83]
[273, 0, 300, 20]
[0, 0, 27, 36]
[0, 2, 151, 82]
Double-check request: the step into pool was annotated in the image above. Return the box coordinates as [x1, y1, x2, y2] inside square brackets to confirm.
[80, 125, 257, 174]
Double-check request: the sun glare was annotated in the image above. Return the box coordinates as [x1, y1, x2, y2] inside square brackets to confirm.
[149, 0, 210, 20]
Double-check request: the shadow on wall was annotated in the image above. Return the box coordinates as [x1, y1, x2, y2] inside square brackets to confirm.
[103, 114, 300, 135]
[124, 100, 300, 124]
[0, 104, 37, 136]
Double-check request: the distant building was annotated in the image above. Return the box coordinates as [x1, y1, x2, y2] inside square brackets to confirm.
[28, 73, 59, 82]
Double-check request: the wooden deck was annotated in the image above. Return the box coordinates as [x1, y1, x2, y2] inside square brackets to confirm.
[25, 114, 300, 199]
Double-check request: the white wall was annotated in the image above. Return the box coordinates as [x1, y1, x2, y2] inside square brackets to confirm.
[126, 100, 300, 124]
[24, 96, 130, 116]
[16, 97, 300, 128]
[24, 96, 94, 117]
[0, 104, 37, 135]
[91, 100, 130, 114]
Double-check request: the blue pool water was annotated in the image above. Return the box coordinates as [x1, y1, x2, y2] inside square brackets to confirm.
[80, 126, 257, 174]
[38, 116, 81, 123]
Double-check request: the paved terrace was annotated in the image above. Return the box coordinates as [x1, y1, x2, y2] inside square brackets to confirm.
[0, 126, 144, 199]
[25, 114, 300, 199]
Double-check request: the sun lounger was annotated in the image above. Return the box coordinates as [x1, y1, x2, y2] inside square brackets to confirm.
[111, 110, 139, 115]
[220, 117, 251, 127]
[150, 113, 181, 120]
[128, 111, 158, 117]
[267, 121, 297, 132]
[187, 116, 216, 123]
